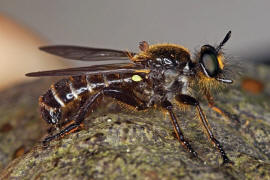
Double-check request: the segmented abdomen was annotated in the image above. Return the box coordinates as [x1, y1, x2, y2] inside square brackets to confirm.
[39, 74, 134, 126]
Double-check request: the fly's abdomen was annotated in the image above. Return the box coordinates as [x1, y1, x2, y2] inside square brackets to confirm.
[39, 88, 62, 125]
[39, 74, 133, 125]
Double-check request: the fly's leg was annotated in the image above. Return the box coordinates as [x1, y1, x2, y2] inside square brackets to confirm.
[175, 94, 233, 164]
[43, 88, 147, 144]
[102, 88, 147, 111]
[43, 92, 103, 144]
[161, 100, 198, 158]
[204, 90, 239, 123]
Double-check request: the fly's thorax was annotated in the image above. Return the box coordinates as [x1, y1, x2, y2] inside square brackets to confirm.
[163, 69, 180, 90]
[133, 44, 192, 70]
[178, 75, 189, 95]
[134, 44, 190, 61]
[162, 61, 194, 93]
[132, 44, 195, 97]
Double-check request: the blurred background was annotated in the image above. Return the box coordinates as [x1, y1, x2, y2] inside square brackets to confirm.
[0, 0, 270, 90]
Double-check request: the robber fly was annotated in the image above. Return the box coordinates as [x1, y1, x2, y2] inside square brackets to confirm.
[26, 31, 233, 164]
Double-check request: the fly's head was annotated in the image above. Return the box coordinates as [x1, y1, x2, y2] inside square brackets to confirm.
[195, 31, 233, 92]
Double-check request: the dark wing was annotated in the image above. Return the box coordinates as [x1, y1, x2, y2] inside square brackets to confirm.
[26, 63, 150, 77]
[39, 45, 136, 61]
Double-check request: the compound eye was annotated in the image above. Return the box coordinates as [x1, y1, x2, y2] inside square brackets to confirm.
[202, 53, 219, 77]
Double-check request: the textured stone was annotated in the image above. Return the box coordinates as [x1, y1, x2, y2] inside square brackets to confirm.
[0, 64, 270, 180]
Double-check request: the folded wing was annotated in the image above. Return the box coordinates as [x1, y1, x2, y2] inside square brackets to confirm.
[39, 45, 136, 61]
[26, 63, 150, 77]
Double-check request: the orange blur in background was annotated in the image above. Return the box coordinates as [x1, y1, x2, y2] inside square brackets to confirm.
[0, 14, 67, 90]
[241, 77, 264, 94]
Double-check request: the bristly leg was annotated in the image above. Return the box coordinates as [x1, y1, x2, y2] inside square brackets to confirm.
[161, 100, 198, 158]
[43, 91, 103, 145]
[43, 88, 147, 145]
[175, 94, 233, 164]
[204, 90, 240, 124]
[43, 123, 83, 144]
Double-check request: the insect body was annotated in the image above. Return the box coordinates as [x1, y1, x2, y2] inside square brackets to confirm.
[26, 31, 233, 164]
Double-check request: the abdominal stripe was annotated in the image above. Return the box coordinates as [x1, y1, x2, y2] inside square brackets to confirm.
[43, 74, 133, 109]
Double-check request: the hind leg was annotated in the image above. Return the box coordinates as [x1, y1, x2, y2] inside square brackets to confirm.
[43, 88, 147, 144]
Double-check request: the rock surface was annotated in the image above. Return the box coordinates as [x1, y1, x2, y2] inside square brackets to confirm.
[0, 64, 270, 180]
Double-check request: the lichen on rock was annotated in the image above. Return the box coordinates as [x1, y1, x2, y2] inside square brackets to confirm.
[1, 64, 270, 180]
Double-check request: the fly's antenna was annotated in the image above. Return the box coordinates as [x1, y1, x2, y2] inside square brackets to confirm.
[216, 31, 231, 52]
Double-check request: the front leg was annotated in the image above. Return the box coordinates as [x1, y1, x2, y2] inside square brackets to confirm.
[205, 90, 227, 117]
[204, 90, 239, 124]
[161, 100, 198, 158]
[175, 94, 232, 164]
